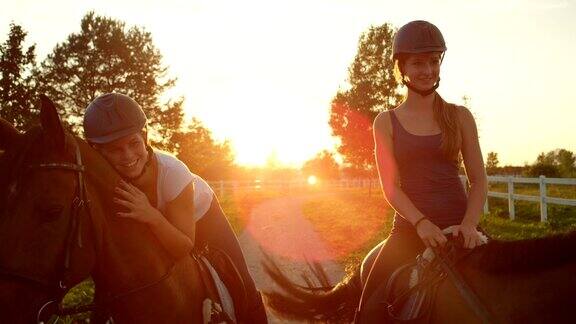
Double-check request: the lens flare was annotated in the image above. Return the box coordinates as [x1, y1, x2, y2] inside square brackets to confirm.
[307, 175, 318, 185]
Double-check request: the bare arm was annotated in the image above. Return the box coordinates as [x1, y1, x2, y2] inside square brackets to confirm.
[373, 112, 447, 247]
[115, 181, 195, 260]
[459, 107, 488, 226]
[452, 107, 488, 248]
[154, 182, 196, 259]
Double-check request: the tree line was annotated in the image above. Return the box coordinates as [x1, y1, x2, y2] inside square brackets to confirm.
[0, 13, 233, 180]
[2, 14, 573, 180]
[486, 150, 576, 178]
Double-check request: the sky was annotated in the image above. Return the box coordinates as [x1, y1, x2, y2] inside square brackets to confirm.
[3, 0, 576, 167]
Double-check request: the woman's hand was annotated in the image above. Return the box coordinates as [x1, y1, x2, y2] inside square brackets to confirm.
[415, 219, 447, 248]
[114, 180, 162, 225]
[451, 222, 482, 249]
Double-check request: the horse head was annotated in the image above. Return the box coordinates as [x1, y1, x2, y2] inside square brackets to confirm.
[0, 96, 99, 323]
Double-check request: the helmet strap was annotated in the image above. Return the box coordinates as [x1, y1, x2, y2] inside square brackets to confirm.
[403, 78, 441, 97]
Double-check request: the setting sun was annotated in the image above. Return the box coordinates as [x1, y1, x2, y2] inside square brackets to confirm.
[189, 84, 339, 167]
[307, 175, 318, 185]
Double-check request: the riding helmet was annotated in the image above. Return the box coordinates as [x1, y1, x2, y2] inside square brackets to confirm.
[392, 20, 446, 60]
[83, 93, 147, 144]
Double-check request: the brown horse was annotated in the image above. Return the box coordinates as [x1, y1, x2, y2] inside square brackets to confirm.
[264, 229, 576, 323]
[0, 97, 235, 323]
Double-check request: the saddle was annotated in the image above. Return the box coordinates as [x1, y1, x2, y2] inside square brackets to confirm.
[383, 239, 473, 322]
[193, 244, 249, 324]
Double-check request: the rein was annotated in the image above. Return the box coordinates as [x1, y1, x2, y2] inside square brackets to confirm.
[432, 246, 497, 324]
[383, 241, 497, 324]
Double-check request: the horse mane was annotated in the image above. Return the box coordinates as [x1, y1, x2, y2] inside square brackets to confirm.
[0, 127, 42, 203]
[476, 230, 576, 273]
[74, 136, 121, 196]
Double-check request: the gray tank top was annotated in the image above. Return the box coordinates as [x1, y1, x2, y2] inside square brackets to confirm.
[389, 110, 467, 231]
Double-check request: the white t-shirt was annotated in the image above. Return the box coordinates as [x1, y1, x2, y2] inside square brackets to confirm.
[154, 150, 214, 221]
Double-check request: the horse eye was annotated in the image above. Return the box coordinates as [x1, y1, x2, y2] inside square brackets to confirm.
[36, 204, 64, 223]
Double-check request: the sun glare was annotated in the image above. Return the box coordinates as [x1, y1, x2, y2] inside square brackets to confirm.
[307, 175, 318, 185]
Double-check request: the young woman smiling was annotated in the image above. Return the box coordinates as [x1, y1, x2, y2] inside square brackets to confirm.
[355, 20, 488, 323]
[83, 93, 267, 323]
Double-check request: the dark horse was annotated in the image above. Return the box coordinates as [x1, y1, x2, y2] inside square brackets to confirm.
[0, 97, 238, 323]
[264, 228, 576, 323]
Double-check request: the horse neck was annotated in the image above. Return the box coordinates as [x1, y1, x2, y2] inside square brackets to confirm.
[458, 261, 576, 322]
[76, 139, 174, 294]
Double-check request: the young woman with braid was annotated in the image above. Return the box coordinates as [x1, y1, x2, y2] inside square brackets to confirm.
[356, 20, 488, 323]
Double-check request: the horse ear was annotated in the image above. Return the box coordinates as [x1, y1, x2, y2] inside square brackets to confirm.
[39, 95, 66, 151]
[0, 118, 20, 151]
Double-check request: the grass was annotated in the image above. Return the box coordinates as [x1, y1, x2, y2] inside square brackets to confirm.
[480, 196, 576, 239]
[301, 189, 394, 266]
[301, 187, 576, 269]
[488, 182, 576, 200]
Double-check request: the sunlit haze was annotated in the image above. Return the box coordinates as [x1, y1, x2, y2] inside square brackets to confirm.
[4, 0, 576, 167]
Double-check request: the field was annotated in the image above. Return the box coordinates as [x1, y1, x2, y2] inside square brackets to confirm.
[300, 185, 576, 268]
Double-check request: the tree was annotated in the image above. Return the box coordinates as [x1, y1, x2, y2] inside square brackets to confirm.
[302, 150, 340, 180]
[0, 23, 38, 130]
[329, 24, 403, 173]
[485, 152, 499, 175]
[536, 151, 556, 166]
[525, 163, 560, 178]
[38, 12, 183, 148]
[524, 149, 576, 178]
[171, 118, 236, 180]
[556, 149, 576, 177]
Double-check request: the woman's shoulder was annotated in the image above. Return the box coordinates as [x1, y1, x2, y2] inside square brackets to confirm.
[154, 150, 190, 171]
[452, 105, 476, 126]
[373, 108, 399, 136]
[153, 150, 212, 186]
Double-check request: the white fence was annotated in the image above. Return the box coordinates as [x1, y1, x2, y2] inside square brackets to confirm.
[481, 175, 576, 222]
[207, 178, 381, 196]
[208, 176, 576, 222]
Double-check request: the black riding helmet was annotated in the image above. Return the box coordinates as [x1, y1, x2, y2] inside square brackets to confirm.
[392, 20, 446, 96]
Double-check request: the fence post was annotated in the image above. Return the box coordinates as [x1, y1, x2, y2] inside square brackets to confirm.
[507, 176, 515, 220]
[483, 199, 489, 215]
[539, 175, 548, 222]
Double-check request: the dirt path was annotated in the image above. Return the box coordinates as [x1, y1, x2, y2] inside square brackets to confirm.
[238, 195, 345, 323]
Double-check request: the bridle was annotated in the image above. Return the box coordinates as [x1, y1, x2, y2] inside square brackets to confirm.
[0, 134, 175, 323]
[0, 133, 90, 323]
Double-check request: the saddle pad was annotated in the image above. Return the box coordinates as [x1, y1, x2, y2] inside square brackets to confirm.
[200, 256, 236, 322]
